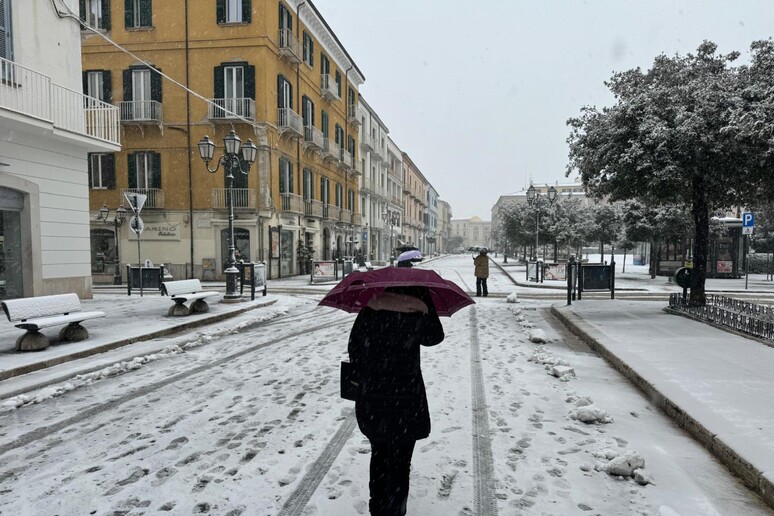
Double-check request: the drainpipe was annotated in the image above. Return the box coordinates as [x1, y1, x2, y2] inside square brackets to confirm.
[185, 0, 194, 278]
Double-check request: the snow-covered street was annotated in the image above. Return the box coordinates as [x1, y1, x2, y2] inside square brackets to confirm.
[0, 255, 771, 515]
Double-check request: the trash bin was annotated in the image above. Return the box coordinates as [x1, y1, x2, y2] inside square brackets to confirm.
[343, 259, 353, 276]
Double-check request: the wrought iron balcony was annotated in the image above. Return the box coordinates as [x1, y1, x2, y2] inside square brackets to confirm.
[278, 107, 303, 139]
[121, 188, 164, 209]
[208, 98, 256, 122]
[211, 188, 257, 209]
[320, 74, 339, 102]
[0, 56, 120, 146]
[303, 124, 324, 151]
[119, 100, 162, 123]
[278, 29, 302, 64]
[280, 192, 303, 214]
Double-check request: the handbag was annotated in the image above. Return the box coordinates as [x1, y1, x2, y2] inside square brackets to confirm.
[340, 361, 361, 401]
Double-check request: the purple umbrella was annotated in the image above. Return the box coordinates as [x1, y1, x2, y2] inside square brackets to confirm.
[397, 250, 423, 262]
[318, 267, 474, 317]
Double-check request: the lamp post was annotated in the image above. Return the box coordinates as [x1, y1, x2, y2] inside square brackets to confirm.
[97, 204, 128, 285]
[526, 185, 557, 262]
[382, 210, 400, 266]
[197, 130, 258, 300]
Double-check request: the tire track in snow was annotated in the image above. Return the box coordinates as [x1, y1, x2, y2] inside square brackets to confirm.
[0, 316, 353, 458]
[470, 307, 499, 516]
[277, 410, 358, 516]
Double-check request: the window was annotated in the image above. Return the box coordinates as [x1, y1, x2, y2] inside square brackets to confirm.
[335, 70, 342, 97]
[320, 53, 330, 76]
[128, 152, 161, 189]
[302, 96, 314, 127]
[321, 111, 329, 137]
[348, 87, 356, 111]
[279, 2, 292, 31]
[83, 70, 112, 102]
[0, 0, 13, 62]
[334, 124, 344, 148]
[88, 153, 115, 189]
[123, 66, 161, 119]
[320, 176, 330, 204]
[348, 135, 356, 159]
[303, 168, 314, 201]
[279, 158, 293, 194]
[216, 0, 250, 24]
[213, 62, 255, 117]
[303, 32, 314, 67]
[125, 0, 152, 29]
[335, 183, 343, 208]
[347, 189, 355, 211]
[80, 0, 111, 30]
[277, 75, 292, 109]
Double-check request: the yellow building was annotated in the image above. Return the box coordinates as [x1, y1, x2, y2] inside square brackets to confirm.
[82, 0, 364, 281]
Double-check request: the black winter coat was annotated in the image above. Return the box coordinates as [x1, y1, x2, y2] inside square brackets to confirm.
[348, 306, 445, 442]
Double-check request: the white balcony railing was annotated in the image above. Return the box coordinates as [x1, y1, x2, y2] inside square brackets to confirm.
[305, 199, 324, 218]
[122, 188, 164, 209]
[278, 29, 302, 63]
[119, 100, 162, 123]
[320, 74, 339, 101]
[303, 125, 324, 149]
[281, 192, 304, 213]
[325, 204, 341, 221]
[339, 149, 353, 169]
[322, 138, 340, 162]
[0, 56, 120, 146]
[278, 107, 303, 138]
[211, 188, 257, 209]
[208, 98, 256, 121]
[347, 104, 361, 126]
[370, 137, 385, 161]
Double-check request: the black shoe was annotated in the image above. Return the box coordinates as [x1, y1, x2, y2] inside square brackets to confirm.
[483, 294, 488, 297]
[476, 293, 481, 297]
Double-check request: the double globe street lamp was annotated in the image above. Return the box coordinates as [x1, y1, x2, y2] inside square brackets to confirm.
[97, 204, 128, 285]
[382, 210, 400, 266]
[197, 130, 258, 301]
[526, 185, 557, 261]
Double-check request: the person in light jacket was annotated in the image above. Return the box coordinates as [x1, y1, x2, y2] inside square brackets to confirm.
[347, 286, 445, 516]
[473, 249, 489, 296]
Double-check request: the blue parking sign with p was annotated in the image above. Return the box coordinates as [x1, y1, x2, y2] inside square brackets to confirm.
[743, 212, 755, 227]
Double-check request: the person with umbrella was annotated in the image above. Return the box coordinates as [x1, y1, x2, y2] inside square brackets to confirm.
[396, 249, 422, 268]
[473, 248, 489, 297]
[319, 268, 474, 516]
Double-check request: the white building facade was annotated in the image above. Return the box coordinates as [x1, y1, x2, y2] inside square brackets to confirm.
[0, 0, 120, 299]
[358, 96, 390, 263]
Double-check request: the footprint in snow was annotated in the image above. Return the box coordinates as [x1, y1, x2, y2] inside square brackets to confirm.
[166, 436, 189, 450]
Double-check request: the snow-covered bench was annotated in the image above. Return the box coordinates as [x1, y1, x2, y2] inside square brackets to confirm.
[1, 293, 106, 351]
[161, 279, 220, 316]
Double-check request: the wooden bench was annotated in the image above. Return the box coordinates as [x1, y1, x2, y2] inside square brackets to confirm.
[161, 279, 220, 316]
[1, 294, 106, 351]
[364, 261, 374, 271]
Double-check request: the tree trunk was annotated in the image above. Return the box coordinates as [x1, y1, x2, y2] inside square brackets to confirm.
[623, 247, 627, 273]
[690, 173, 709, 306]
[649, 239, 657, 279]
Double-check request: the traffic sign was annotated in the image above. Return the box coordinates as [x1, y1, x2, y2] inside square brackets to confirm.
[129, 215, 144, 235]
[124, 192, 147, 214]
[742, 212, 755, 228]
[743, 226, 753, 235]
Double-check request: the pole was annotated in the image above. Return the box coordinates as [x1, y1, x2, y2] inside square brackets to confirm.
[223, 161, 241, 300]
[113, 218, 122, 285]
[535, 203, 539, 261]
[137, 229, 143, 297]
[745, 234, 749, 290]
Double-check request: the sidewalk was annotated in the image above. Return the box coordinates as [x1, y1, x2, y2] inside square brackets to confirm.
[0, 293, 277, 387]
[552, 300, 774, 509]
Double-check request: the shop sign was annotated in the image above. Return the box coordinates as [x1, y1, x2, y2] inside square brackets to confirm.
[128, 222, 181, 241]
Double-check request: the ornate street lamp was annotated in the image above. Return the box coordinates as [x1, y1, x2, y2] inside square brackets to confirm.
[197, 130, 258, 300]
[526, 185, 557, 262]
[382, 210, 400, 266]
[97, 204, 128, 285]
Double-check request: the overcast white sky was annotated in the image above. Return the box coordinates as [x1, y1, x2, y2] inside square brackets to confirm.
[320, 0, 774, 219]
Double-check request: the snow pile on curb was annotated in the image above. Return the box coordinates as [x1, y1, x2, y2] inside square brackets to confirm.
[595, 450, 649, 481]
[569, 404, 613, 424]
[506, 292, 519, 303]
[529, 346, 569, 367]
[551, 365, 575, 379]
[1, 346, 184, 411]
[528, 329, 549, 343]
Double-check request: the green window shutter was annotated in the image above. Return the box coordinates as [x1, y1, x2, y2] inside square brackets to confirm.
[216, 0, 225, 23]
[124, 0, 134, 28]
[151, 152, 161, 189]
[321, 111, 328, 137]
[139, 0, 152, 27]
[105, 154, 116, 189]
[150, 67, 162, 102]
[122, 69, 133, 100]
[213, 65, 224, 98]
[102, 70, 112, 103]
[87, 154, 93, 188]
[127, 153, 137, 188]
[101, 0, 111, 30]
[309, 39, 314, 67]
[82, 71, 88, 95]
[244, 65, 255, 100]
[79, 0, 86, 21]
[0, 0, 11, 61]
[277, 75, 283, 108]
[242, 0, 251, 23]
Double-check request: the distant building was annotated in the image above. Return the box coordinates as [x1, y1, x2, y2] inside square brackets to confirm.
[436, 199, 452, 253]
[450, 216, 491, 251]
[0, 0, 121, 298]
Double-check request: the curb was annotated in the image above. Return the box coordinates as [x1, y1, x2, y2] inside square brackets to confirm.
[0, 298, 277, 384]
[550, 304, 774, 510]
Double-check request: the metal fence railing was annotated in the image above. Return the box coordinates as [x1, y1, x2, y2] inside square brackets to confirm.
[668, 293, 774, 340]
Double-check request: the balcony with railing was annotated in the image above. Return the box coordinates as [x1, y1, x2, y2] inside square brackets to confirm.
[339, 149, 353, 170]
[347, 104, 361, 126]
[211, 188, 256, 209]
[325, 204, 341, 221]
[121, 188, 164, 209]
[340, 208, 352, 223]
[352, 212, 363, 226]
[207, 98, 256, 122]
[303, 125, 324, 151]
[119, 100, 162, 124]
[322, 138, 340, 163]
[280, 193, 304, 214]
[278, 29, 302, 64]
[370, 137, 385, 162]
[320, 74, 339, 102]
[304, 199, 324, 219]
[0, 56, 120, 147]
[278, 107, 303, 139]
